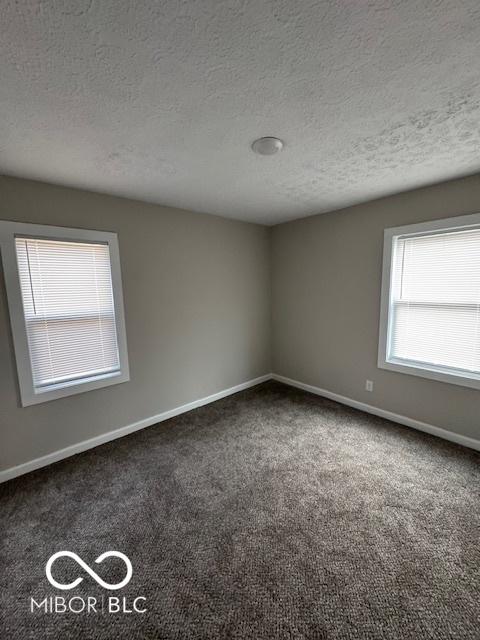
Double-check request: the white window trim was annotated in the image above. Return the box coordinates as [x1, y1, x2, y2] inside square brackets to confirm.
[378, 212, 480, 390]
[0, 220, 130, 406]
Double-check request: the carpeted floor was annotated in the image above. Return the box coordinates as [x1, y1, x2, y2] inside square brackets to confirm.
[0, 381, 479, 639]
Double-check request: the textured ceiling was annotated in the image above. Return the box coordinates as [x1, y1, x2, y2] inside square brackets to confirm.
[2, 1, 480, 224]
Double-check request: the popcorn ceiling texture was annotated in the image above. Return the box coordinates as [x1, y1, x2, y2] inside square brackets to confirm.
[1, 1, 480, 224]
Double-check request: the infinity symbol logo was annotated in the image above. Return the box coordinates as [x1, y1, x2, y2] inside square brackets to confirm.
[46, 551, 133, 591]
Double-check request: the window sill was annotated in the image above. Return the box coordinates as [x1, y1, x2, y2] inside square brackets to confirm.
[21, 369, 130, 406]
[378, 357, 480, 391]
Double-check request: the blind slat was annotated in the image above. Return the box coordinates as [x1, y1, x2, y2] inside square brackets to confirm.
[389, 228, 480, 375]
[15, 238, 121, 389]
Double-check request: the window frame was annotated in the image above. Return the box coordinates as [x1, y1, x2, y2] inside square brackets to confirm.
[378, 212, 480, 390]
[0, 220, 130, 406]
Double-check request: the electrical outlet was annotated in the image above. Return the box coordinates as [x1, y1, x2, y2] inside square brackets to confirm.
[365, 380, 373, 392]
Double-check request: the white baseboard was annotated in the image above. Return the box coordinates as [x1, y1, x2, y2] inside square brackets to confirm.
[3, 371, 478, 483]
[272, 373, 480, 453]
[0, 374, 272, 483]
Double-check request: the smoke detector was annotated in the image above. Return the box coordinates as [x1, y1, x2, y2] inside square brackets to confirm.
[251, 137, 284, 155]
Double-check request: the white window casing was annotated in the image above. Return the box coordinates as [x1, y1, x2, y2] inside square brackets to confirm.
[0, 221, 129, 406]
[378, 212, 480, 390]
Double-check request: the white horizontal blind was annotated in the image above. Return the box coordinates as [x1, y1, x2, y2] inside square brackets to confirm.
[389, 228, 480, 375]
[15, 237, 120, 390]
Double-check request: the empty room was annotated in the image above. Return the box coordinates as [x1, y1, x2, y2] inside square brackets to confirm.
[0, 2, 479, 639]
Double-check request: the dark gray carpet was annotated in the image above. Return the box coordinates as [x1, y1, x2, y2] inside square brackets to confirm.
[1, 381, 479, 639]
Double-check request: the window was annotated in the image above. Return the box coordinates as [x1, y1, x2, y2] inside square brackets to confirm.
[0, 221, 129, 405]
[378, 213, 480, 389]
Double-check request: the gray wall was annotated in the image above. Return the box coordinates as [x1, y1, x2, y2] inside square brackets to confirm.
[0, 177, 271, 471]
[272, 174, 480, 441]
[3, 171, 480, 472]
